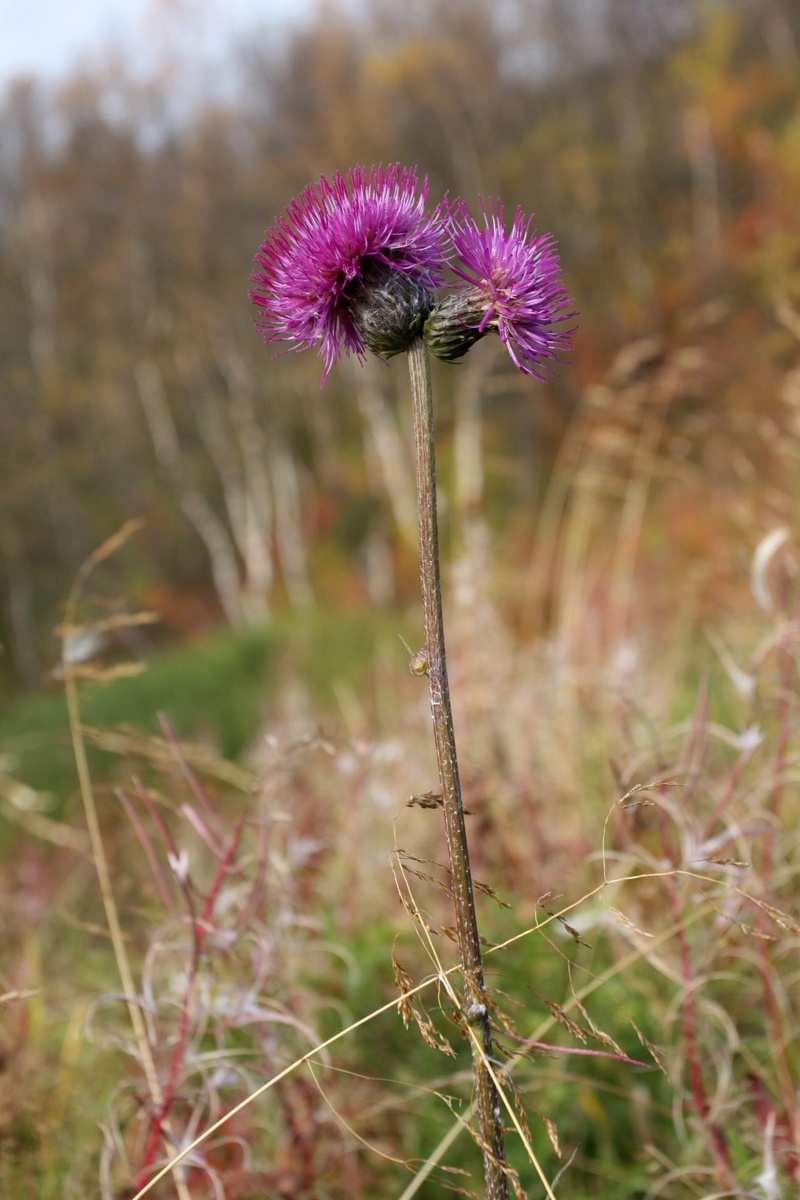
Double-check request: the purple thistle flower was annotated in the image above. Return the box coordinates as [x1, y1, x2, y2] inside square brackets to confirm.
[250, 164, 447, 385]
[425, 198, 576, 378]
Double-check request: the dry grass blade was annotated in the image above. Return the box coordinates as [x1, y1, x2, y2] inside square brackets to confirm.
[0, 791, 90, 852]
[75, 519, 147, 581]
[81, 725, 254, 790]
[0, 988, 39, 1005]
[128, 967, 462, 1199]
[399, 892, 713, 1194]
[743, 894, 800, 936]
[543, 1000, 588, 1044]
[64, 662, 148, 682]
[607, 906, 654, 937]
[55, 610, 161, 638]
[61, 525, 192, 1200]
[474, 879, 512, 910]
[569, 987, 626, 1058]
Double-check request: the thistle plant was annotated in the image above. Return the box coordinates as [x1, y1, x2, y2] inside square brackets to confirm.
[251, 162, 575, 1199]
[426, 197, 575, 375]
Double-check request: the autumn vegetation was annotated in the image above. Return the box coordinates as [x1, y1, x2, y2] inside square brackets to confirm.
[1, 0, 800, 1197]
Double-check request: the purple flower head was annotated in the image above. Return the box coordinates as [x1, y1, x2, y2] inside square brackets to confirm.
[425, 198, 576, 378]
[250, 164, 447, 385]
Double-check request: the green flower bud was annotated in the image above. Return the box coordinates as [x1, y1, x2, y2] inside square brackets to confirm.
[348, 259, 433, 359]
[423, 290, 488, 363]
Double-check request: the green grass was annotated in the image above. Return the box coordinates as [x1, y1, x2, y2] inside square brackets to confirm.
[0, 610, 409, 834]
[2, 586, 796, 1198]
[0, 626, 278, 812]
[308, 893, 673, 1198]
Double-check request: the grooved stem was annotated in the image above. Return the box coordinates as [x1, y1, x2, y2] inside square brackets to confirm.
[406, 337, 509, 1200]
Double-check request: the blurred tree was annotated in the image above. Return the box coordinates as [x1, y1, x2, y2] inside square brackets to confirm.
[0, 0, 798, 693]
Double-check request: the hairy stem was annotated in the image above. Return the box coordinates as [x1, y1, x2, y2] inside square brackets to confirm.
[406, 337, 508, 1200]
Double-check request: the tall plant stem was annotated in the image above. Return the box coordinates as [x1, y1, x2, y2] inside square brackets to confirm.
[407, 337, 509, 1200]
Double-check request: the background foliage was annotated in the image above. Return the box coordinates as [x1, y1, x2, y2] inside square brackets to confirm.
[2, 1, 800, 1197]
[0, 0, 798, 692]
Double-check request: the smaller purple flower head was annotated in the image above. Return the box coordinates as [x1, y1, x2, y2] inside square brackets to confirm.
[250, 164, 447, 385]
[425, 198, 576, 378]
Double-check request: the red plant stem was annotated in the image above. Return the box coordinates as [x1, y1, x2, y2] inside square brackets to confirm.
[660, 817, 737, 1188]
[136, 814, 247, 1188]
[698, 749, 748, 843]
[658, 683, 738, 1181]
[759, 639, 792, 877]
[117, 787, 177, 916]
[755, 637, 797, 1167]
[407, 338, 508, 1200]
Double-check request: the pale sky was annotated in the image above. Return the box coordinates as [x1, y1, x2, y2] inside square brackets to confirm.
[0, 0, 316, 89]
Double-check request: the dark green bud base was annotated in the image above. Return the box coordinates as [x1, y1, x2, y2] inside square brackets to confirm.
[348, 260, 433, 359]
[424, 290, 488, 363]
